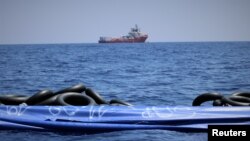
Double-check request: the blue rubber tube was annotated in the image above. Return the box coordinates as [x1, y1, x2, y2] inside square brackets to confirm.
[0, 106, 250, 133]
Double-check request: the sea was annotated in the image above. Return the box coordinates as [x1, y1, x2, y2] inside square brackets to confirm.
[0, 42, 250, 141]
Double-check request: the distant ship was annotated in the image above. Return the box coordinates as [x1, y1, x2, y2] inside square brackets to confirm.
[99, 25, 148, 43]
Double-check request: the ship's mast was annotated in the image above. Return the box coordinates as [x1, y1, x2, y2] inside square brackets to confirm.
[135, 24, 140, 32]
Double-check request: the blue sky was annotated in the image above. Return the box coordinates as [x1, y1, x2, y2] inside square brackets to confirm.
[0, 0, 250, 44]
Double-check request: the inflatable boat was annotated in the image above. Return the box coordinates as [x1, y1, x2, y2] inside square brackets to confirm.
[0, 106, 250, 133]
[0, 84, 249, 133]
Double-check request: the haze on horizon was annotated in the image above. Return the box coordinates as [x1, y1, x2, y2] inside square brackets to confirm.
[0, 0, 250, 44]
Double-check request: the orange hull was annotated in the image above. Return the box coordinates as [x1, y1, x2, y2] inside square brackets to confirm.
[99, 35, 148, 43]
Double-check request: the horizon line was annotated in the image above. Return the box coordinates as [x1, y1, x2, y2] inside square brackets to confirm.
[0, 41, 250, 46]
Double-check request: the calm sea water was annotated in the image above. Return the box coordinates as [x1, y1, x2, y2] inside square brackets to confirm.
[0, 42, 250, 141]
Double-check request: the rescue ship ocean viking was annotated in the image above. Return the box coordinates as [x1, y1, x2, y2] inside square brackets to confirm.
[99, 25, 148, 43]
